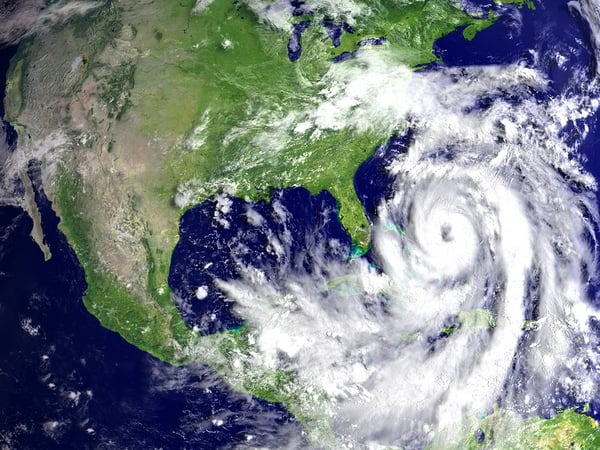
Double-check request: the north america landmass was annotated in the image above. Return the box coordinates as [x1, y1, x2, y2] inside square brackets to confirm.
[2, 0, 600, 448]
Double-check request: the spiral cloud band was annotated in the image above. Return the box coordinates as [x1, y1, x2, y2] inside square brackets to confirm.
[214, 1, 600, 448]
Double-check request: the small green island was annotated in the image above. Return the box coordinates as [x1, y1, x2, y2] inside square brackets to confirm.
[5, 0, 599, 447]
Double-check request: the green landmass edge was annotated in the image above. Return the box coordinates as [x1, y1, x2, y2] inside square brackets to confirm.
[15, 0, 594, 447]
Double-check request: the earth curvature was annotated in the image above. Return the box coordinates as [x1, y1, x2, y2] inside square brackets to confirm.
[2, 0, 600, 449]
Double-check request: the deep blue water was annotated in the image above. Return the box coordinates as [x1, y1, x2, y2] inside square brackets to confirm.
[0, 40, 303, 449]
[3, 0, 600, 447]
[288, 21, 312, 62]
[175, 0, 600, 332]
[432, 0, 596, 96]
[170, 0, 600, 429]
[287, 20, 355, 62]
[0, 169, 304, 448]
[169, 188, 352, 334]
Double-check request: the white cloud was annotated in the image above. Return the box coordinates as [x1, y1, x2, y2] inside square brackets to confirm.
[213, 34, 600, 447]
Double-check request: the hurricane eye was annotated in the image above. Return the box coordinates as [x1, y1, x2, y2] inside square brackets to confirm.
[440, 224, 453, 242]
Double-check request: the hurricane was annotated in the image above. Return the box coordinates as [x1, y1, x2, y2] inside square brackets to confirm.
[3, 0, 600, 447]
[211, 0, 600, 447]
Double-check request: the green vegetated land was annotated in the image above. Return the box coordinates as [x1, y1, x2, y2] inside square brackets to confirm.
[151, 0, 498, 249]
[54, 169, 197, 364]
[10, 0, 600, 447]
[43, 0, 500, 367]
[432, 407, 600, 449]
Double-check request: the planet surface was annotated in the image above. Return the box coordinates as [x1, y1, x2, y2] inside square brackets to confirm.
[2, 0, 600, 448]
